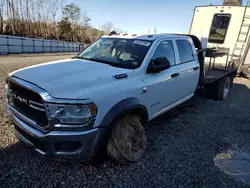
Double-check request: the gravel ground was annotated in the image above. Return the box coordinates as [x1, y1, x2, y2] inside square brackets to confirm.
[0, 54, 250, 188]
[0, 53, 76, 65]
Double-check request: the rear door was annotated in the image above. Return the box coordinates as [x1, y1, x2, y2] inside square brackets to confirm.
[173, 38, 200, 99]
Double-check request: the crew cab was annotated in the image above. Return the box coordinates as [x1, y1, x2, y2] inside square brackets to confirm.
[5, 33, 237, 163]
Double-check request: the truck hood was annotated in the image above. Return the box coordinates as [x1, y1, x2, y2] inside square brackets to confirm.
[12, 59, 133, 99]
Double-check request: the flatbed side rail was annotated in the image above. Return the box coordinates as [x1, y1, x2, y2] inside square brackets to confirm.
[205, 47, 232, 71]
[200, 47, 239, 85]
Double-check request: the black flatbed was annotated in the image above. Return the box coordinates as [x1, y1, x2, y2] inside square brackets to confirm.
[198, 45, 239, 85]
[183, 34, 239, 86]
[202, 63, 238, 84]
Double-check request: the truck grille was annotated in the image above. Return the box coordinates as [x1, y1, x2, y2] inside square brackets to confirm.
[8, 81, 48, 128]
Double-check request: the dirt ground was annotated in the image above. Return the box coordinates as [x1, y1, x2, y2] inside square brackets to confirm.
[0, 54, 250, 188]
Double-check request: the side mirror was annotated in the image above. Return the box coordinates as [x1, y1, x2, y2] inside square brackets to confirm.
[147, 57, 171, 73]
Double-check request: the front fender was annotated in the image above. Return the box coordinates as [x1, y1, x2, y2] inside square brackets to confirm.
[99, 97, 148, 127]
[89, 98, 148, 161]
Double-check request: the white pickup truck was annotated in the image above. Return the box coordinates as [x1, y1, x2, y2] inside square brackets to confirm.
[6, 33, 238, 163]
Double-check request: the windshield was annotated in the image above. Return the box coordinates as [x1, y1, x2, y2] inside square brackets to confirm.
[77, 38, 152, 69]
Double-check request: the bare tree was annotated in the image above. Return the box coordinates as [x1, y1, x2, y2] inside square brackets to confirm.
[113, 27, 125, 34]
[0, 0, 4, 33]
[1, 0, 104, 43]
[81, 11, 91, 27]
[100, 22, 114, 34]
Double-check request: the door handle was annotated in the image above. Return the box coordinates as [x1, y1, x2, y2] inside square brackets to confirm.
[171, 73, 179, 78]
[193, 66, 199, 71]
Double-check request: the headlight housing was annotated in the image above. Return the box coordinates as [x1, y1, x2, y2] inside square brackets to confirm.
[45, 103, 97, 125]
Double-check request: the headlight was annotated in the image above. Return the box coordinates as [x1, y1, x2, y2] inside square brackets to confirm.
[45, 103, 97, 125]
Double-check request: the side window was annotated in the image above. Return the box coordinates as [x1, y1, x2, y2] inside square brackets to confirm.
[208, 14, 231, 44]
[152, 40, 175, 66]
[176, 40, 194, 64]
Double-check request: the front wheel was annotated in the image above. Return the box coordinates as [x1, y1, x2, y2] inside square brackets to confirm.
[107, 115, 147, 163]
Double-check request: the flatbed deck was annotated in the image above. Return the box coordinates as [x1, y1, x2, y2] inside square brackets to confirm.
[186, 34, 239, 88]
[202, 62, 238, 84]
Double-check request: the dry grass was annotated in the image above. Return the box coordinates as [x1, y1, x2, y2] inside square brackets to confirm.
[107, 115, 147, 163]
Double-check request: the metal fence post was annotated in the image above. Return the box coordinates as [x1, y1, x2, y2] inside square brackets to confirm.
[33, 39, 35, 53]
[21, 38, 24, 53]
[50, 41, 52, 53]
[6, 36, 9, 54]
[42, 40, 44, 53]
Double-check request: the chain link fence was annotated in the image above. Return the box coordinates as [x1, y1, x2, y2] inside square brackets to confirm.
[0, 35, 87, 55]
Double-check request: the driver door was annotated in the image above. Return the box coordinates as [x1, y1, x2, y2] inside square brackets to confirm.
[141, 39, 181, 119]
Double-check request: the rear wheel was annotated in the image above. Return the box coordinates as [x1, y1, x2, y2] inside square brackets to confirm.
[107, 115, 147, 163]
[215, 76, 231, 100]
[241, 64, 250, 79]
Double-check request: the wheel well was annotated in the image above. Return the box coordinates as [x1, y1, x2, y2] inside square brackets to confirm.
[125, 108, 149, 127]
[111, 107, 149, 127]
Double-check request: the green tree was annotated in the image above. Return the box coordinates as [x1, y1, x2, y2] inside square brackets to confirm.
[62, 3, 84, 42]
[81, 12, 91, 27]
[62, 3, 81, 24]
[57, 17, 72, 41]
[100, 22, 114, 34]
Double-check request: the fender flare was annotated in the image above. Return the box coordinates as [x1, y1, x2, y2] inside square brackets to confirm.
[99, 97, 149, 128]
[90, 98, 148, 161]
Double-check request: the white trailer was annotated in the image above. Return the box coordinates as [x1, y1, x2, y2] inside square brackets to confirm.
[189, 2, 250, 69]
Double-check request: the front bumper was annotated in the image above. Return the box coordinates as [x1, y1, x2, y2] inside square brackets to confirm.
[6, 102, 104, 161]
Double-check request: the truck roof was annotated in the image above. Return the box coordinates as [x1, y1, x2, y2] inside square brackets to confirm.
[102, 33, 189, 41]
[195, 5, 245, 8]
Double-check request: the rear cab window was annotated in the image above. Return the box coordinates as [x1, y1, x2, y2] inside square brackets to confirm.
[176, 39, 194, 64]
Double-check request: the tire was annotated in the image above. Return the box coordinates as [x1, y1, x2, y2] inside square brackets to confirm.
[241, 65, 250, 79]
[215, 76, 231, 100]
[107, 115, 147, 164]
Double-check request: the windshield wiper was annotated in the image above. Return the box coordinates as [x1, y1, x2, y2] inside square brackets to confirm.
[88, 58, 116, 66]
[73, 56, 116, 67]
[73, 56, 87, 59]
